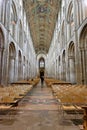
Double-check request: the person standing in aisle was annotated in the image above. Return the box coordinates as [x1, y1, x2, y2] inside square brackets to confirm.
[40, 75, 44, 87]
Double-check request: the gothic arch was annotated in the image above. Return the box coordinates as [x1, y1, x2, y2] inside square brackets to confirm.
[80, 24, 87, 48]
[79, 24, 87, 84]
[68, 42, 76, 83]
[0, 28, 4, 84]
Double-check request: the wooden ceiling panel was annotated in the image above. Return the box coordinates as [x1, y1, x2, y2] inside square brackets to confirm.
[23, 0, 59, 54]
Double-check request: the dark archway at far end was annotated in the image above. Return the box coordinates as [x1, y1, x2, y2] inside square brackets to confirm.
[39, 57, 45, 78]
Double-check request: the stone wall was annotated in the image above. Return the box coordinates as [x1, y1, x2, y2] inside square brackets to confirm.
[0, 0, 37, 85]
[46, 0, 87, 85]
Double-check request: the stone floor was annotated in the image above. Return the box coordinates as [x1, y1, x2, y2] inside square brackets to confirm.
[0, 82, 82, 130]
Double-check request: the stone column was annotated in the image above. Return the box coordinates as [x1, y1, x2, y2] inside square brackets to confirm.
[67, 24, 70, 41]
[23, 64, 25, 80]
[0, 49, 3, 84]
[1, 48, 8, 85]
[9, 58, 15, 83]
[84, 49, 87, 84]
[14, 57, 18, 82]
[59, 65, 61, 80]
[56, 59, 58, 79]
[61, 61, 63, 80]
[86, 49, 87, 84]
[63, 62, 66, 81]
[18, 60, 22, 80]
[57, 63, 59, 80]
[80, 49, 87, 84]
[69, 56, 76, 83]
[0, 1, 1, 21]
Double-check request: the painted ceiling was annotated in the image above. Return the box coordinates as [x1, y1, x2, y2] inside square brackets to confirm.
[23, 0, 59, 54]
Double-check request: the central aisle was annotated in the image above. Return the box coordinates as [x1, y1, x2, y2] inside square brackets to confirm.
[18, 82, 58, 110]
[0, 82, 80, 130]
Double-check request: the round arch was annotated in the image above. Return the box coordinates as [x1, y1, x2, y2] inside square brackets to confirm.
[39, 57, 45, 69]
[39, 57, 45, 78]
[37, 53, 46, 77]
[8, 42, 16, 83]
[68, 42, 76, 83]
[79, 24, 87, 84]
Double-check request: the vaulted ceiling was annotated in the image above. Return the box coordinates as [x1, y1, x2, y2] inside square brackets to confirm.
[23, 0, 60, 54]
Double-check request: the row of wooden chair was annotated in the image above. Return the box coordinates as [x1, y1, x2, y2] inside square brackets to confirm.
[45, 78, 71, 87]
[51, 84, 87, 104]
[46, 78, 86, 126]
[15, 78, 40, 86]
[51, 84, 87, 122]
[0, 78, 40, 109]
[0, 84, 33, 105]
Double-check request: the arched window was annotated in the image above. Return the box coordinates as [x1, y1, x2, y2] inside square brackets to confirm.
[0, 0, 5, 23]
[58, 31, 61, 52]
[67, 2, 74, 39]
[19, 21, 23, 49]
[83, 0, 87, 19]
[75, 0, 80, 26]
[61, 21, 65, 49]
[61, 0, 65, 18]
[10, 1, 17, 39]
[4, 0, 10, 28]
[19, 0, 23, 17]
[39, 57, 45, 69]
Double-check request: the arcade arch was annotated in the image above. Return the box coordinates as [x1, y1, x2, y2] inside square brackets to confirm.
[79, 24, 87, 84]
[68, 42, 76, 83]
[8, 43, 16, 83]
